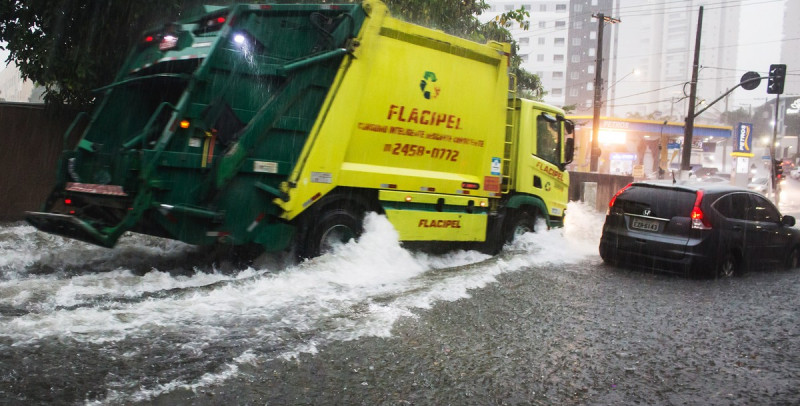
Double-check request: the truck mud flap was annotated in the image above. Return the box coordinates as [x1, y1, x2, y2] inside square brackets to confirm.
[25, 212, 116, 248]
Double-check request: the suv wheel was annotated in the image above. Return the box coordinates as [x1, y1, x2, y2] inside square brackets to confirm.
[786, 247, 800, 269]
[717, 253, 738, 278]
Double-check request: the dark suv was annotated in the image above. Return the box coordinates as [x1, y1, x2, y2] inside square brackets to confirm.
[599, 181, 800, 277]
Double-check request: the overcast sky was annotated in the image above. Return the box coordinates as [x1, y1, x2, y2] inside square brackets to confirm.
[731, 0, 784, 109]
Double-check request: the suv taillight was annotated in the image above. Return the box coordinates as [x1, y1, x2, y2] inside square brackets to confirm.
[607, 183, 632, 214]
[691, 190, 712, 230]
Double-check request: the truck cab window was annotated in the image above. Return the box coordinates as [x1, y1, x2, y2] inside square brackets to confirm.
[536, 114, 560, 166]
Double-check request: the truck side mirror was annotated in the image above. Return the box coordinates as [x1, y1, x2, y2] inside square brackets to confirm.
[564, 120, 574, 135]
[564, 137, 574, 165]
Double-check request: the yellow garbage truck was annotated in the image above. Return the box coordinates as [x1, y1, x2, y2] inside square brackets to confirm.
[27, 0, 574, 258]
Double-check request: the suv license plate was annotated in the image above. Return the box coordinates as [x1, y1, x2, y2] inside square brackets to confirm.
[631, 217, 659, 232]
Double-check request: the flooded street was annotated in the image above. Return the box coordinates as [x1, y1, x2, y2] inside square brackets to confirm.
[2, 197, 800, 405]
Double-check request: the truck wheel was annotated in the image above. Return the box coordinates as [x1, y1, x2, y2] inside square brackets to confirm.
[503, 210, 536, 243]
[301, 208, 362, 259]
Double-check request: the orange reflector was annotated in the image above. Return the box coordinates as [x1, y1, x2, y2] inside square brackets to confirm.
[179, 120, 190, 129]
[405, 196, 412, 202]
[480, 201, 487, 207]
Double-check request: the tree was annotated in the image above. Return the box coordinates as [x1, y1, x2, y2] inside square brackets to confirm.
[0, 0, 542, 107]
[718, 107, 754, 129]
[0, 0, 188, 106]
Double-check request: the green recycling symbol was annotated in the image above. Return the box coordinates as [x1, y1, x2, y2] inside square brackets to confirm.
[420, 71, 439, 99]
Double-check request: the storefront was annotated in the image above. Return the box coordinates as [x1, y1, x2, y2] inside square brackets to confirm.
[567, 116, 733, 178]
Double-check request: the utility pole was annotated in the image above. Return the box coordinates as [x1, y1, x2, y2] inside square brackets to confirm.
[681, 6, 702, 173]
[589, 12, 621, 172]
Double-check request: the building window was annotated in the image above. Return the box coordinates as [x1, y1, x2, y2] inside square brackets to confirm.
[538, 37, 546, 45]
[553, 71, 564, 78]
[539, 21, 546, 29]
[587, 65, 595, 74]
[571, 54, 580, 63]
[522, 3, 532, 10]
[572, 38, 581, 46]
[553, 54, 564, 62]
[588, 48, 596, 57]
[569, 88, 579, 97]
[554, 38, 565, 46]
[556, 4, 567, 12]
[521, 54, 529, 62]
[519, 37, 529, 46]
[555, 21, 566, 28]
[590, 31, 597, 40]
[505, 4, 515, 11]
[587, 82, 594, 91]
[552, 88, 563, 95]
[574, 21, 583, 29]
[570, 72, 580, 80]
[540, 4, 546, 12]
[574, 4, 583, 12]
[537, 54, 544, 62]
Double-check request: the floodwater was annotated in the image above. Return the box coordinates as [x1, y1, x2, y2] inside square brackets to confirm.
[0, 202, 603, 404]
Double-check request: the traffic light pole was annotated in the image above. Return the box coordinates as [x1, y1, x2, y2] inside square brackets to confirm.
[772, 93, 780, 205]
[767, 63, 786, 205]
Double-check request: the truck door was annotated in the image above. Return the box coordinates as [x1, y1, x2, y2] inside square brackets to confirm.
[525, 112, 569, 217]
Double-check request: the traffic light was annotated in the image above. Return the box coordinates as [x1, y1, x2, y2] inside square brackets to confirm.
[767, 64, 786, 95]
[774, 159, 784, 179]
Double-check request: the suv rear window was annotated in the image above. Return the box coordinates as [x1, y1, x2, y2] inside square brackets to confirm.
[615, 185, 695, 219]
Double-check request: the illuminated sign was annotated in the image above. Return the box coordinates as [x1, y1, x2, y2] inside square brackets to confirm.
[598, 130, 626, 144]
[610, 153, 637, 161]
[732, 122, 754, 157]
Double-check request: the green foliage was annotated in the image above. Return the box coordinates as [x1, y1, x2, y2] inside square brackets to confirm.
[386, 1, 541, 97]
[0, 0, 188, 107]
[718, 107, 754, 129]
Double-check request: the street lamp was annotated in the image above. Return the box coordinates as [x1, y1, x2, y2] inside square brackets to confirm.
[608, 68, 640, 91]
[608, 69, 640, 117]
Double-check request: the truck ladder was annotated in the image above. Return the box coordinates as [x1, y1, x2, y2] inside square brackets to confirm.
[501, 74, 517, 194]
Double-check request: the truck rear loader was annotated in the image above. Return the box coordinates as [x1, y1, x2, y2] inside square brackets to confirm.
[26, 0, 575, 258]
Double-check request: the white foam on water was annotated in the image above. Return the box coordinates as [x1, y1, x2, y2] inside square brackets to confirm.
[1, 202, 606, 403]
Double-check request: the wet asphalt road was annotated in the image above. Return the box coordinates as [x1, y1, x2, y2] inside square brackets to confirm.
[155, 257, 800, 406]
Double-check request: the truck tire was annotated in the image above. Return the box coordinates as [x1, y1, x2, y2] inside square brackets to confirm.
[301, 208, 363, 259]
[503, 210, 536, 243]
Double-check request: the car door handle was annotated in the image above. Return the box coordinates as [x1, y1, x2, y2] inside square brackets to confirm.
[732, 225, 742, 231]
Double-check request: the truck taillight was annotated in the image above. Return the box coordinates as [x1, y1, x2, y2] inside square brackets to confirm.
[691, 190, 712, 230]
[607, 183, 632, 213]
[200, 14, 228, 31]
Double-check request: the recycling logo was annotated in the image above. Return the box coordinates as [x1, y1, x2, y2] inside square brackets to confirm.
[420, 71, 440, 99]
